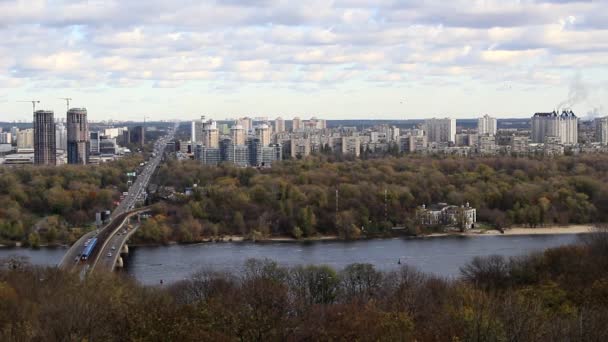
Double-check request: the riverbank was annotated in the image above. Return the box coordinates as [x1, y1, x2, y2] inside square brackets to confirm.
[427, 225, 595, 238]
[2, 225, 597, 250]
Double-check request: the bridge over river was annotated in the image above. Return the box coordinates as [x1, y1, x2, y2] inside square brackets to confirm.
[58, 124, 175, 275]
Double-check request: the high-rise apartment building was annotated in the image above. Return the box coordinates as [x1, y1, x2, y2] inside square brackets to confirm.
[531, 111, 578, 145]
[202, 119, 219, 148]
[595, 117, 608, 145]
[423, 118, 456, 143]
[231, 125, 246, 146]
[238, 117, 253, 133]
[478, 114, 497, 136]
[292, 117, 302, 132]
[274, 117, 285, 133]
[67, 108, 90, 164]
[256, 124, 271, 147]
[34, 110, 57, 165]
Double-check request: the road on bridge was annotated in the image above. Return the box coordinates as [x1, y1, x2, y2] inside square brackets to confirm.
[58, 124, 175, 274]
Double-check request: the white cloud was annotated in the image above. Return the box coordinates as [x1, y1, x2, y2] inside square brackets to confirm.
[0, 0, 607, 118]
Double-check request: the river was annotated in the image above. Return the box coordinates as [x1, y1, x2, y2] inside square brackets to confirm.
[0, 234, 581, 285]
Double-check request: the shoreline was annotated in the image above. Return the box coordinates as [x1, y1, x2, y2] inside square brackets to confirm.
[0, 225, 597, 250]
[427, 225, 595, 238]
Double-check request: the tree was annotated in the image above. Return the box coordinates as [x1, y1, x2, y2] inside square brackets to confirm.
[233, 211, 246, 236]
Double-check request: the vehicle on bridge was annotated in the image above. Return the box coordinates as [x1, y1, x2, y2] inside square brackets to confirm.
[81, 237, 98, 261]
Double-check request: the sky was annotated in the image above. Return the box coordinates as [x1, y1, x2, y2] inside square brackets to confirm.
[0, 0, 607, 122]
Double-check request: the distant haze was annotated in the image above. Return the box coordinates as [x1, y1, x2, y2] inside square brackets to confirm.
[0, 0, 607, 121]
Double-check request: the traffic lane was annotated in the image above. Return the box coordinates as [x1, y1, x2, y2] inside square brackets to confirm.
[59, 230, 97, 269]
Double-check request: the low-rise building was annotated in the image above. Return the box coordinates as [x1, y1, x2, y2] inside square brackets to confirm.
[417, 202, 477, 230]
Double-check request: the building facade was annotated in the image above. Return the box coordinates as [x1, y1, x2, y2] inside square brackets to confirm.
[67, 108, 90, 164]
[417, 203, 477, 230]
[34, 110, 56, 165]
[17, 129, 34, 149]
[595, 116, 608, 145]
[531, 111, 578, 145]
[274, 117, 285, 133]
[478, 114, 497, 136]
[424, 118, 456, 143]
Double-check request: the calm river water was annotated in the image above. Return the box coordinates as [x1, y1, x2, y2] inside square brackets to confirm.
[0, 234, 581, 285]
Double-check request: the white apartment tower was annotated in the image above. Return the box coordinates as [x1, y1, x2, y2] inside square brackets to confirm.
[423, 118, 456, 143]
[478, 114, 497, 135]
[531, 111, 578, 145]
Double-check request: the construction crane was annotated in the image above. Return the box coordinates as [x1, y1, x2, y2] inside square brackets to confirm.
[18, 100, 40, 112]
[59, 97, 72, 111]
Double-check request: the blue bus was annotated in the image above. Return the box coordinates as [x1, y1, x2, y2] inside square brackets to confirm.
[81, 237, 98, 261]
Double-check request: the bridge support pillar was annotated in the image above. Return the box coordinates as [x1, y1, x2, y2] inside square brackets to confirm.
[121, 244, 129, 254]
[116, 256, 124, 268]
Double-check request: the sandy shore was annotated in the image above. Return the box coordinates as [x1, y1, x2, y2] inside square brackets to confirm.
[426, 225, 596, 238]
[494, 225, 595, 235]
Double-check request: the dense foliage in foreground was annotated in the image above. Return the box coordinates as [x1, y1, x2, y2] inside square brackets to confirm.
[2, 233, 608, 341]
[0, 157, 143, 246]
[145, 155, 608, 242]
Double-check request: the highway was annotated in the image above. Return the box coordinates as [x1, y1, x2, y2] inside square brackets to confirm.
[58, 123, 176, 273]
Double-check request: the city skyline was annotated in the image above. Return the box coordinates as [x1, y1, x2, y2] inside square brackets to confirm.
[0, 1, 607, 121]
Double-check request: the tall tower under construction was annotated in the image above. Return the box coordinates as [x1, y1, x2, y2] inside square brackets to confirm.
[67, 108, 90, 164]
[34, 110, 56, 165]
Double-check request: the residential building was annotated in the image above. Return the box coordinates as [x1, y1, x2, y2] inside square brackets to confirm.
[274, 117, 285, 133]
[230, 125, 246, 146]
[202, 119, 219, 148]
[595, 116, 608, 145]
[290, 137, 311, 158]
[67, 108, 90, 164]
[17, 129, 34, 149]
[256, 124, 271, 146]
[511, 135, 530, 155]
[477, 134, 497, 155]
[0, 132, 11, 144]
[292, 117, 302, 132]
[341, 136, 361, 157]
[238, 117, 253, 133]
[478, 114, 497, 135]
[424, 118, 456, 143]
[400, 135, 428, 153]
[531, 110, 578, 145]
[33, 110, 56, 165]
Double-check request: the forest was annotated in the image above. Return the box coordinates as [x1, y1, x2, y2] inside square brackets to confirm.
[2, 232, 608, 341]
[142, 154, 608, 243]
[0, 156, 143, 246]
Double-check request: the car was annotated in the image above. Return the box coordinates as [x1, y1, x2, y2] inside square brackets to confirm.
[111, 246, 116, 250]
[107, 253, 112, 257]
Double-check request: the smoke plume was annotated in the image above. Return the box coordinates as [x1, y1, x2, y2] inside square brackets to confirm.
[557, 73, 589, 111]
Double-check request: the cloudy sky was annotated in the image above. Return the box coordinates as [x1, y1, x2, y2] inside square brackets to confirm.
[1, 0, 607, 121]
